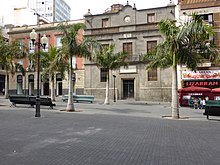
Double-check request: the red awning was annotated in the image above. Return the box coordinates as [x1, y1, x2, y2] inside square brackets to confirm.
[178, 86, 211, 92]
[211, 88, 220, 93]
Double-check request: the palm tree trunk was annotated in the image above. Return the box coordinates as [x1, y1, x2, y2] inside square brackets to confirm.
[171, 65, 179, 119]
[66, 56, 75, 111]
[50, 76, 55, 101]
[104, 72, 110, 104]
[24, 74, 26, 96]
[5, 73, 9, 99]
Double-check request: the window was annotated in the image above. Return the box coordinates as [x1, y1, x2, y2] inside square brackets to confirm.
[56, 36, 62, 48]
[147, 41, 157, 81]
[56, 73, 62, 81]
[147, 40, 157, 53]
[102, 18, 109, 28]
[123, 42, 132, 56]
[147, 13, 155, 23]
[72, 56, 76, 69]
[28, 59, 34, 71]
[148, 68, 157, 81]
[29, 40, 35, 53]
[16, 59, 23, 65]
[196, 14, 213, 41]
[101, 44, 109, 51]
[0, 65, 4, 70]
[16, 39, 23, 50]
[28, 74, 34, 82]
[16, 60, 23, 72]
[100, 68, 108, 82]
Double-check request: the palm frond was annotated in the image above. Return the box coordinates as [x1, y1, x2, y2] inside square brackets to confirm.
[93, 44, 128, 70]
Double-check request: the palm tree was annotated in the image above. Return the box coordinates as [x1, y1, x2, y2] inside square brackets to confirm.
[42, 47, 68, 101]
[92, 44, 128, 104]
[58, 22, 95, 111]
[0, 29, 28, 98]
[143, 15, 218, 119]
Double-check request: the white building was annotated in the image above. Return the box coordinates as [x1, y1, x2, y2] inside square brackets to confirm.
[14, 7, 37, 26]
[28, 0, 71, 22]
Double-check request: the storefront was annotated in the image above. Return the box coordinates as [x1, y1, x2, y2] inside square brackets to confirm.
[178, 86, 211, 106]
[179, 70, 220, 106]
[211, 88, 220, 100]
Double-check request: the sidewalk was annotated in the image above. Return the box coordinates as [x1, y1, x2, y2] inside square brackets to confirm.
[0, 96, 211, 121]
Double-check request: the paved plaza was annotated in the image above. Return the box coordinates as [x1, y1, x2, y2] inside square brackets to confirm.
[0, 97, 219, 165]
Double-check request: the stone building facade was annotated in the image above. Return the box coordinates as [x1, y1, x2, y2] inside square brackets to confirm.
[84, 2, 176, 102]
[7, 20, 85, 96]
[0, 29, 8, 95]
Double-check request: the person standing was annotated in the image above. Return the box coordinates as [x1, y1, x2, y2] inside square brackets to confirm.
[199, 98, 203, 109]
[2, 88, 5, 95]
[193, 97, 199, 109]
[202, 98, 206, 109]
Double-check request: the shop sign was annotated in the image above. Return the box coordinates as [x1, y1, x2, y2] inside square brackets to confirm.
[182, 70, 220, 79]
[183, 79, 220, 88]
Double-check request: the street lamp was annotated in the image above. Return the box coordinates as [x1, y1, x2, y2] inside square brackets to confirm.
[30, 28, 48, 117]
[113, 74, 116, 102]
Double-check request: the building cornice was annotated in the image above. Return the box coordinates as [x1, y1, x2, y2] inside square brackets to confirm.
[180, 1, 220, 10]
[7, 19, 85, 35]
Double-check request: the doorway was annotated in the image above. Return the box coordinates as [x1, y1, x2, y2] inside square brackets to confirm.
[123, 79, 134, 99]
[43, 82, 49, 95]
[28, 74, 34, 95]
[57, 82, 62, 96]
[0, 75, 5, 95]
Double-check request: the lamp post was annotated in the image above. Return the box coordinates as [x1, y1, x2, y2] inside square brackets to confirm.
[30, 28, 48, 117]
[113, 74, 116, 102]
[72, 73, 76, 94]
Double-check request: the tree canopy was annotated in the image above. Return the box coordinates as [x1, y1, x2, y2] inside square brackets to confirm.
[143, 14, 219, 119]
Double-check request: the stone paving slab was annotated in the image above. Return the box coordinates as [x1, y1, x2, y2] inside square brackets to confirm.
[0, 97, 219, 164]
